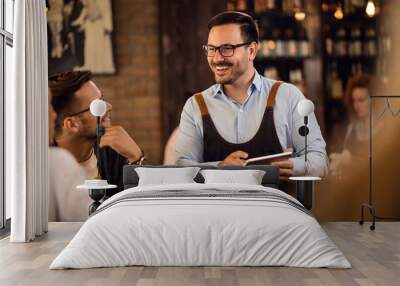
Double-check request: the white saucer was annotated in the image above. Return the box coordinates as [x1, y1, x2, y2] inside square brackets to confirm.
[77, 180, 117, 189]
[77, 184, 117, 189]
[289, 176, 321, 181]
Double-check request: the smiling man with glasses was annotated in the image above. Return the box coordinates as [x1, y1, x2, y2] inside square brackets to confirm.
[176, 11, 328, 179]
[49, 71, 144, 197]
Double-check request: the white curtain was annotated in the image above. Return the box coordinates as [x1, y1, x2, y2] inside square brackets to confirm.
[9, 0, 49, 242]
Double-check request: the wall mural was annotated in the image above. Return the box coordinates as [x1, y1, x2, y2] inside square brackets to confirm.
[47, 0, 116, 76]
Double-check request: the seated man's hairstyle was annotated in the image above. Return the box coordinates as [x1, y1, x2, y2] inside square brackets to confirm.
[49, 71, 92, 137]
[207, 11, 259, 44]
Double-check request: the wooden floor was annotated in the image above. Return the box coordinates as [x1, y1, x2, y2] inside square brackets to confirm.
[0, 222, 399, 286]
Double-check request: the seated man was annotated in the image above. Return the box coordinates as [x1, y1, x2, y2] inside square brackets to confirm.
[49, 71, 144, 196]
[48, 88, 89, 222]
[176, 12, 328, 179]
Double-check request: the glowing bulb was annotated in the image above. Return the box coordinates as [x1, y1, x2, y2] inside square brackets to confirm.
[334, 5, 344, 20]
[366, 0, 376, 17]
[294, 11, 306, 21]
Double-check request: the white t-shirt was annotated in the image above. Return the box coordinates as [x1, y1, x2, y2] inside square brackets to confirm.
[49, 147, 91, 222]
[80, 149, 99, 179]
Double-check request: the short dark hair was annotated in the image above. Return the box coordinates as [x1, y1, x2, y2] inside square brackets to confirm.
[49, 70, 92, 136]
[207, 11, 259, 43]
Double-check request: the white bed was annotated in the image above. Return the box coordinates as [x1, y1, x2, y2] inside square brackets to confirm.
[50, 183, 351, 269]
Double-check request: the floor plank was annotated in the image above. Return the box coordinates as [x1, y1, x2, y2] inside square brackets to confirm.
[0, 222, 399, 286]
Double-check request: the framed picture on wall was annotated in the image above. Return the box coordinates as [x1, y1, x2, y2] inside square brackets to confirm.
[47, 0, 116, 76]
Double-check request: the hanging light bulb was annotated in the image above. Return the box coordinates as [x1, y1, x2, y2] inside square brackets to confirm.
[366, 0, 376, 17]
[334, 4, 344, 20]
[294, 10, 306, 21]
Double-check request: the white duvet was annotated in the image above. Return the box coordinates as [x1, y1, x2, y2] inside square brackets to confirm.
[50, 183, 351, 269]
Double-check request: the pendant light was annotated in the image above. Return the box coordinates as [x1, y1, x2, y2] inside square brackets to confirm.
[334, 3, 344, 20]
[366, 0, 376, 18]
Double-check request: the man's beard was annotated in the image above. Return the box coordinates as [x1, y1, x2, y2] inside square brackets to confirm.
[212, 61, 245, 85]
[80, 130, 97, 141]
[78, 123, 97, 141]
[79, 115, 110, 142]
[215, 76, 233, 85]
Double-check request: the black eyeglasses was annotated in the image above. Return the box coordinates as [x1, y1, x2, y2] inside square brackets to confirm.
[66, 96, 105, 117]
[202, 42, 251, 57]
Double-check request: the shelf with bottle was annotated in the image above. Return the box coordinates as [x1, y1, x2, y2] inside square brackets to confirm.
[256, 24, 311, 59]
[254, 63, 305, 91]
[227, 0, 314, 19]
[323, 24, 378, 58]
[226, 0, 249, 12]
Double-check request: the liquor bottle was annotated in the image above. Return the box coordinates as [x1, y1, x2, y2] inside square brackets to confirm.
[260, 26, 273, 57]
[227, 0, 236, 11]
[273, 28, 285, 57]
[236, 0, 247, 11]
[254, 0, 261, 12]
[380, 18, 391, 56]
[324, 25, 333, 56]
[351, 0, 366, 8]
[286, 28, 298, 57]
[264, 66, 279, 79]
[289, 68, 303, 83]
[349, 27, 362, 56]
[334, 28, 347, 56]
[267, 0, 276, 10]
[351, 62, 363, 75]
[330, 63, 343, 99]
[264, 28, 278, 58]
[293, 0, 303, 10]
[344, 0, 355, 15]
[282, 0, 293, 14]
[298, 27, 310, 57]
[290, 68, 305, 94]
[255, 0, 272, 12]
[377, 58, 389, 85]
[364, 27, 377, 56]
[321, 0, 329, 12]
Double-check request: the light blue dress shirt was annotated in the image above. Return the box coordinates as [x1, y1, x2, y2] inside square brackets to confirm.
[176, 71, 328, 177]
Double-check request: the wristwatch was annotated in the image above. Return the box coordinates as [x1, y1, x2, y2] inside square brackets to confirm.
[128, 150, 146, 165]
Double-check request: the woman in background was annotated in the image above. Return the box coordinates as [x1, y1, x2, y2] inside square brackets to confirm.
[329, 75, 376, 177]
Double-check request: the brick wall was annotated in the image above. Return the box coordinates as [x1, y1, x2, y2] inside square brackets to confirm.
[93, 0, 162, 164]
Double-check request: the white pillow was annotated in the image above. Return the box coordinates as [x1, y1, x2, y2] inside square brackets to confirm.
[135, 167, 200, 186]
[200, 169, 266, 185]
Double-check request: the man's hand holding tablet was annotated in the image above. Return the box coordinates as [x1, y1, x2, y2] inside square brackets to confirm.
[245, 151, 293, 165]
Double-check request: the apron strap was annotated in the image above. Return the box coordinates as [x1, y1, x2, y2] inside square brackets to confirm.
[267, 81, 283, 109]
[194, 93, 209, 116]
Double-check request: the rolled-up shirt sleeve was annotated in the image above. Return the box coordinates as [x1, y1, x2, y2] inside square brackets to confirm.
[176, 98, 219, 166]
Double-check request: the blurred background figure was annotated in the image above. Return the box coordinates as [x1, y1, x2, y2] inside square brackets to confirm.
[48, 0, 64, 59]
[163, 91, 194, 165]
[163, 127, 179, 165]
[71, 0, 115, 73]
[329, 75, 376, 177]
